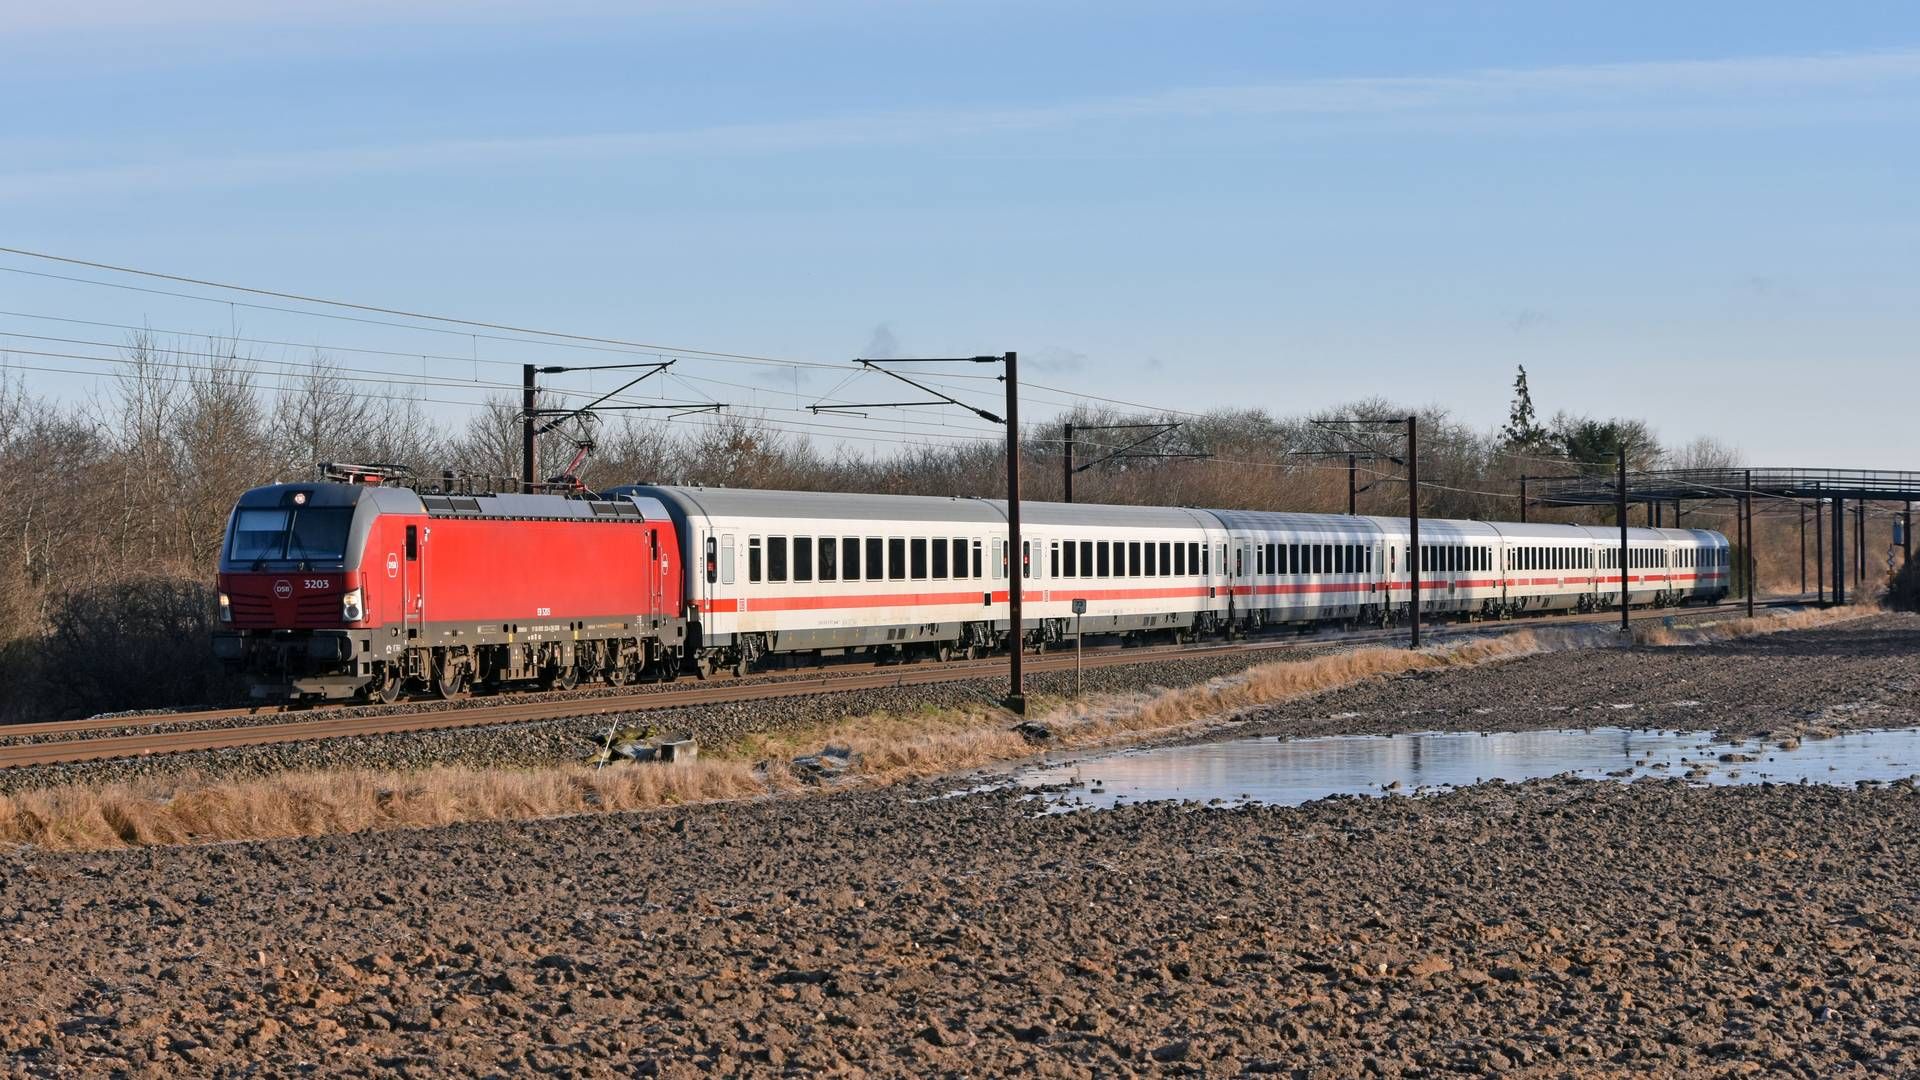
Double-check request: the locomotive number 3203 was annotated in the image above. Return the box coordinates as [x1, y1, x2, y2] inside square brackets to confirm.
[303, 579, 330, 591]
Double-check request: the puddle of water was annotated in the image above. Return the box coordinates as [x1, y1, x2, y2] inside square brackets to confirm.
[1011, 727, 1920, 812]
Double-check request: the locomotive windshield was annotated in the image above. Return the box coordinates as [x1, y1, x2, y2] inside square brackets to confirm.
[227, 506, 354, 566]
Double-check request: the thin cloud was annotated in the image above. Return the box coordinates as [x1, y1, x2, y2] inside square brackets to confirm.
[3, 47, 1916, 201]
[0, 0, 666, 33]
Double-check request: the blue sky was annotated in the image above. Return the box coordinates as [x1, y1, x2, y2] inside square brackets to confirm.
[2, 2, 1916, 466]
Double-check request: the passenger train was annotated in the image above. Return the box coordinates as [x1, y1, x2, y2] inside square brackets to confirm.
[214, 476, 1729, 701]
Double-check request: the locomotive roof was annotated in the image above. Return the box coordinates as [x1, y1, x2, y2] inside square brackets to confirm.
[235, 482, 669, 522]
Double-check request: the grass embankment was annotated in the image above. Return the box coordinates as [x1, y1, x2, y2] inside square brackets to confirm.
[0, 604, 1877, 851]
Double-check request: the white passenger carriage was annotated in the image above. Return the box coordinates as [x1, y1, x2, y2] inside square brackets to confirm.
[1214, 510, 1384, 628]
[610, 484, 1733, 674]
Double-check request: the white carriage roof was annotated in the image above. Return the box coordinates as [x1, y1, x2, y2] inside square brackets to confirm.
[616, 485, 1005, 524]
[610, 485, 1727, 544]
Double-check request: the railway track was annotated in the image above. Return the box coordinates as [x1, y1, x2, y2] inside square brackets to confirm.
[0, 598, 1802, 770]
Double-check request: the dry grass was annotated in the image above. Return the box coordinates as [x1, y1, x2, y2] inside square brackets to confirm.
[0, 759, 771, 851]
[1, 605, 1873, 851]
[1631, 602, 1878, 647]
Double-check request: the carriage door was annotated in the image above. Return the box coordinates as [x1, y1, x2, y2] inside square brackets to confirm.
[402, 523, 422, 642]
[647, 527, 664, 626]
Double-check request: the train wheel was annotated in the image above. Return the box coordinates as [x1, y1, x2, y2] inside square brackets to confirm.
[937, 643, 954, 663]
[605, 664, 631, 688]
[732, 655, 750, 678]
[693, 653, 715, 680]
[552, 665, 580, 692]
[435, 664, 467, 700]
[373, 664, 404, 705]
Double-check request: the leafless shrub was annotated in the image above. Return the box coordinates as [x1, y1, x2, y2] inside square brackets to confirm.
[37, 575, 238, 718]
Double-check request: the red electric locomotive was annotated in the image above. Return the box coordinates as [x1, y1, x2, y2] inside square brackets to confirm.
[213, 468, 685, 702]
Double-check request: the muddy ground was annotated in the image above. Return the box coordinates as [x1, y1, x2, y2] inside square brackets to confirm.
[1223, 612, 1920, 744]
[3, 617, 1918, 1077]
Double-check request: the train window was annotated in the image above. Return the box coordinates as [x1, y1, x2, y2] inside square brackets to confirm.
[704, 536, 718, 584]
[1234, 546, 1244, 577]
[1144, 542, 1156, 576]
[1022, 540, 1032, 579]
[721, 535, 736, 585]
[863, 537, 881, 581]
[1161, 542, 1173, 576]
[1254, 545, 1265, 576]
[840, 537, 858, 582]
[404, 524, 418, 562]
[911, 538, 928, 579]
[793, 537, 813, 582]
[931, 538, 948, 579]
[1081, 541, 1094, 577]
[890, 538, 907, 581]
[992, 539, 1005, 581]
[1050, 542, 1061, 578]
[955, 538, 969, 578]
[1131, 542, 1145, 576]
[1200, 543, 1209, 576]
[1062, 540, 1078, 577]
[768, 537, 789, 583]
[1097, 542, 1111, 578]
[1175, 543, 1187, 576]
[748, 537, 763, 583]
[1306, 544, 1318, 574]
[973, 539, 984, 579]
[818, 537, 836, 581]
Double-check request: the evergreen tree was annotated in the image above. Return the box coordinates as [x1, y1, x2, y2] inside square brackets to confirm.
[1500, 365, 1548, 451]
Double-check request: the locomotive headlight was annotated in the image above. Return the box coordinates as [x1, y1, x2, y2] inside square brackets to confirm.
[218, 591, 232, 622]
[341, 588, 364, 623]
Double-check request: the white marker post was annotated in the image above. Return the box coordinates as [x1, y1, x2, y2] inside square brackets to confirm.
[1072, 598, 1087, 698]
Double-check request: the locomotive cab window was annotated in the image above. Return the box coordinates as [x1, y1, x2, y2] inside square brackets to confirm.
[404, 524, 418, 562]
[229, 506, 355, 566]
